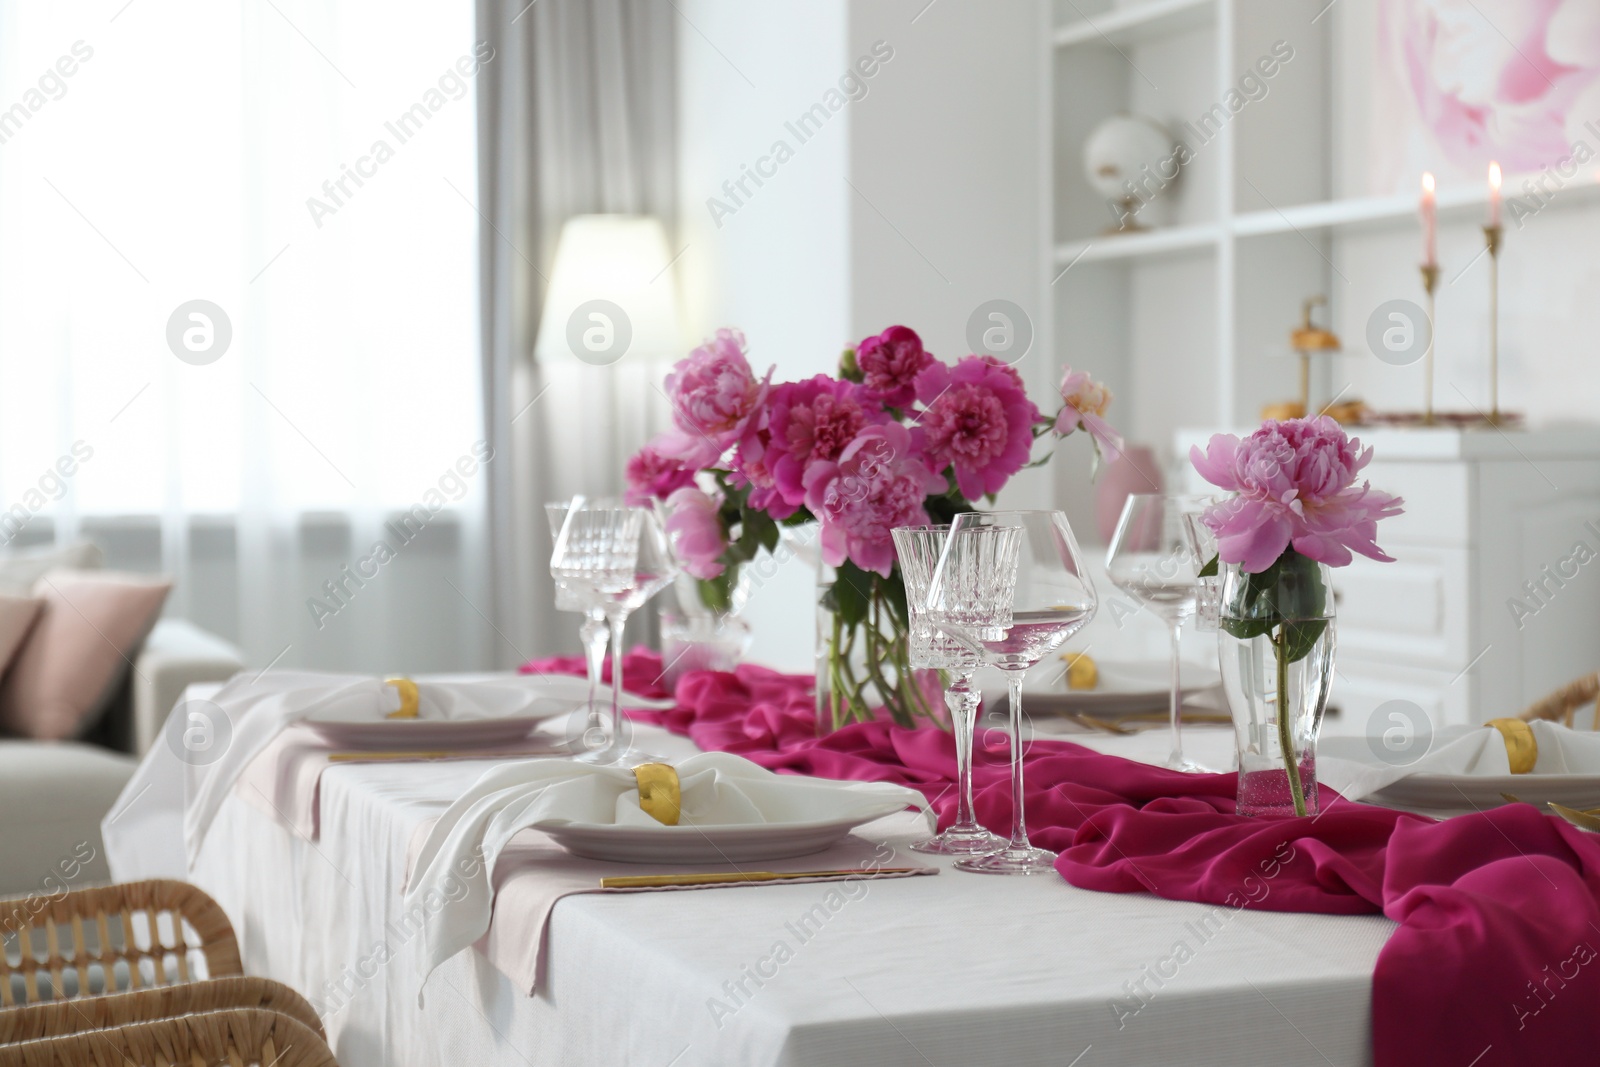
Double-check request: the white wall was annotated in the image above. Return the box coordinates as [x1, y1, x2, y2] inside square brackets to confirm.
[675, 0, 1052, 670]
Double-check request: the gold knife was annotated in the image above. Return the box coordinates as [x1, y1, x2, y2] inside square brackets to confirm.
[600, 867, 930, 889]
[328, 748, 556, 762]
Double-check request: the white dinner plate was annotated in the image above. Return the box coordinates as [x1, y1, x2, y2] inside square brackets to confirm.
[542, 804, 914, 864]
[1367, 772, 1600, 813]
[301, 717, 544, 749]
[996, 659, 1222, 717]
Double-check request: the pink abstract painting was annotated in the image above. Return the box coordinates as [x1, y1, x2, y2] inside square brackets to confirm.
[1373, 0, 1600, 190]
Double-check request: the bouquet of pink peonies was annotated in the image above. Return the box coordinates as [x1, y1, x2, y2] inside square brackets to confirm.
[627, 324, 1119, 729]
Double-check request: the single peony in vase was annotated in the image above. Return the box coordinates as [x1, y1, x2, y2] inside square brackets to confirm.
[1191, 415, 1403, 817]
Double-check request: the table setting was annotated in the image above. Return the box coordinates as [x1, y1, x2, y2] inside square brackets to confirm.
[101, 324, 1600, 1066]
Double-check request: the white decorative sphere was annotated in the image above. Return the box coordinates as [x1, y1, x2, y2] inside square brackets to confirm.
[1083, 114, 1175, 200]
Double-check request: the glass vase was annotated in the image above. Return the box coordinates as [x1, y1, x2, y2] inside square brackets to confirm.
[814, 557, 942, 732]
[1216, 552, 1336, 817]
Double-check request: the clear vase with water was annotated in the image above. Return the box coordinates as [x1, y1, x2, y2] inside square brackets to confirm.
[1216, 551, 1336, 817]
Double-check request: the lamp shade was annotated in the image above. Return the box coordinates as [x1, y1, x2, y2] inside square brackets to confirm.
[532, 215, 683, 365]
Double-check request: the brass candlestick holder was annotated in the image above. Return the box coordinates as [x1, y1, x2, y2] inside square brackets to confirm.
[1483, 224, 1503, 425]
[1419, 263, 1439, 425]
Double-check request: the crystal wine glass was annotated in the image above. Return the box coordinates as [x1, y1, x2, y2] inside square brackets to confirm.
[928, 511, 1096, 875]
[546, 499, 611, 749]
[1105, 493, 1212, 773]
[892, 525, 1004, 856]
[551, 501, 675, 763]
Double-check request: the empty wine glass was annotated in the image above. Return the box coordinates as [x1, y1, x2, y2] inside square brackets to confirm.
[1106, 493, 1212, 773]
[892, 525, 1004, 856]
[546, 498, 614, 757]
[552, 500, 676, 763]
[928, 511, 1096, 875]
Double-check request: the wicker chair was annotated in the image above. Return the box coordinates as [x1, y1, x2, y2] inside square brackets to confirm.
[1521, 672, 1600, 729]
[0, 1009, 337, 1066]
[0, 976, 324, 1044]
[0, 881, 241, 1006]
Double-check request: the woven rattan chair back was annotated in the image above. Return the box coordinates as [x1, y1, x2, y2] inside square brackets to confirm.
[0, 975, 324, 1044]
[0, 881, 242, 1006]
[0, 1008, 337, 1066]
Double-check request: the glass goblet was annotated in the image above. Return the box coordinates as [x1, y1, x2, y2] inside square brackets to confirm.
[930, 511, 1096, 875]
[1106, 493, 1213, 773]
[892, 525, 1003, 856]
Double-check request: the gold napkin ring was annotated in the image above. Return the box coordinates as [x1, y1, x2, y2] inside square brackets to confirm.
[1486, 718, 1537, 775]
[633, 763, 681, 826]
[385, 677, 420, 720]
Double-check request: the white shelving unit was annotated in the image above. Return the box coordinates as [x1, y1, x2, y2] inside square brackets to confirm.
[1044, 0, 1600, 725]
[1043, 0, 1600, 450]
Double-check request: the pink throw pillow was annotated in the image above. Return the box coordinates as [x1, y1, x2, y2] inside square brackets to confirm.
[0, 570, 172, 740]
[0, 595, 44, 677]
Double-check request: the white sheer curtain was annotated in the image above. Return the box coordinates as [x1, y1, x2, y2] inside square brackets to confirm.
[0, 0, 490, 672]
[476, 0, 677, 665]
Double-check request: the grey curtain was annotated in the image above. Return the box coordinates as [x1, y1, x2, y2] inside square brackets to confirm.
[475, 0, 677, 665]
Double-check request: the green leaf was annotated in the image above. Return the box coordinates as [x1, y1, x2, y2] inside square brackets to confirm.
[879, 569, 910, 630]
[1198, 553, 1218, 578]
[696, 574, 733, 614]
[829, 560, 873, 627]
[1278, 618, 1329, 664]
[839, 347, 863, 383]
[1220, 616, 1275, 641]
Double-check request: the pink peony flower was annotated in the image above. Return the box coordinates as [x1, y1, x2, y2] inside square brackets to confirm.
[663, 329, 770, 466]
[912, 356, 1040, 500]
[1055, 367, 1123, 460]
[760, 375, 888, 507]
[1190, 416, 1405, 573]
[855, 325, 934, 408]
[624, 437, 697, 506]
[663, 487, 728, 580]
[802, 423, 944, 577]
[729, 426, 800, 522]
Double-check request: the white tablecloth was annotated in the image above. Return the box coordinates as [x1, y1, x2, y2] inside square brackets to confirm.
[109, 693, 1394, 1067]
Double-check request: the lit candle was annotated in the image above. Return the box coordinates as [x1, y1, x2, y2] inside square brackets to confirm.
[1487, 161, 1502, 228]
[1420, 172, 1437, 267]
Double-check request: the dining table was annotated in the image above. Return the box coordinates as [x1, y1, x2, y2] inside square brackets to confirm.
[103, 680, 1395, 1067]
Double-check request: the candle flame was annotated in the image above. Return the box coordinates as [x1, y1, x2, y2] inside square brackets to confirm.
[1489, 161, 1502, 190]
[1422, 172, 1435, 194]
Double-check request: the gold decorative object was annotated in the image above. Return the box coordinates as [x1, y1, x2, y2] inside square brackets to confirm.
[1263, 296, 1342, 421]
[384, 677, 420, 719]
[633, 762, 682, 825]
[1485, 717, 1538, 774]
[1061, 651, 1098, 690]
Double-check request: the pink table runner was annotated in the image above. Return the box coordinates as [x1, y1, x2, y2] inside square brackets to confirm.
[524, 649, 1600, 1067]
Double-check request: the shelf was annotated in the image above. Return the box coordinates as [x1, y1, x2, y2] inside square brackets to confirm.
[1052, 222, 1219, 266]
[1052, 0, 1214, 49]
[1235, 173, 1600, 239]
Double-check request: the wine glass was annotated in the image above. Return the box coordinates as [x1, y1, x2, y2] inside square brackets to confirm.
[928, 510, 1097, 875]
[1105, 493, 1212, 772]
[546, 498, 612, 756]
[551, 500, 676, 763]
[892, 525, 1004, 856]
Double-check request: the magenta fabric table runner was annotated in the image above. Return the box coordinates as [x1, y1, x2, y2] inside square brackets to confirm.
[522, 650, 1600, 1066]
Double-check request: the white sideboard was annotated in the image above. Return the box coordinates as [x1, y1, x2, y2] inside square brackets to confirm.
[1176, 425, 1600, 736]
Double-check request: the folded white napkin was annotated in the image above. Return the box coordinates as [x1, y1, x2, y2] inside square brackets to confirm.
[101, 668, 672, 868]
[1320, 720, 1600, 801]
[404, 751, 931, 986]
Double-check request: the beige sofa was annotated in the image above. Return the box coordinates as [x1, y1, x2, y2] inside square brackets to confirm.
[0, 618, 242, 896]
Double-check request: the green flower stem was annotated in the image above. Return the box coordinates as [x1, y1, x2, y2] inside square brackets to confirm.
[1273, 625, 1308, 817]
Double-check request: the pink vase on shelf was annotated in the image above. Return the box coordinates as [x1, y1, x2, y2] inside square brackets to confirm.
[1094, 445, 1164, 544]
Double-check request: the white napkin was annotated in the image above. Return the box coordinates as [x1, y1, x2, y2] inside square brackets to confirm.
[1320, 721, 1600, 802]
[404, 751, 931, 986]
[101, 669, 673, 869]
